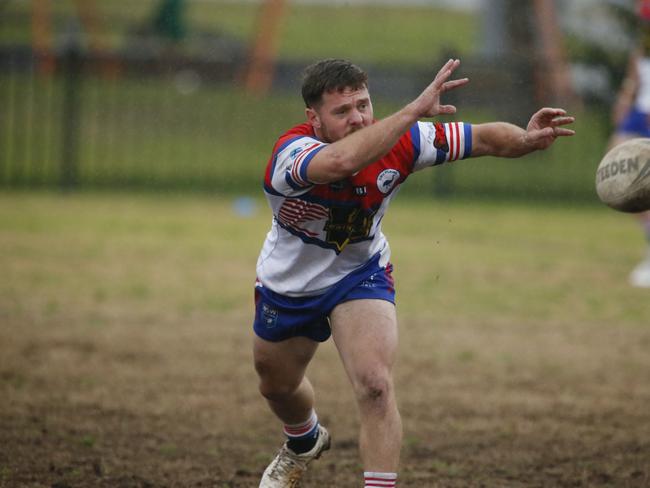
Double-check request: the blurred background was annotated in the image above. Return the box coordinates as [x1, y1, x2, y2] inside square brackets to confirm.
[0, 0, 637, 201]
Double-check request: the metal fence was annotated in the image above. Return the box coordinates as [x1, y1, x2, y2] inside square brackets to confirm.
[1, 42, 610, 202]
[1, 41, 254, 191]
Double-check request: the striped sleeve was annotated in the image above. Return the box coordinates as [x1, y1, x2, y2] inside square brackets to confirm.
[268, 136, 327, 196]
[411, 121, 472, 172]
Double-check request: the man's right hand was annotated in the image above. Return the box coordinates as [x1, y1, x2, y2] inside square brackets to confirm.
[306, 59, 469, 184]
[408, 59, 469, 119]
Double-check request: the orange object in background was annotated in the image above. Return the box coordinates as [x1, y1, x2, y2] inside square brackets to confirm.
[31, 0, 55, 75]
[243, 0, 287, 96]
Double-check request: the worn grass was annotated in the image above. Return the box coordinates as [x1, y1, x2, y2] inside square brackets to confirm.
[1, 191, 649, 487]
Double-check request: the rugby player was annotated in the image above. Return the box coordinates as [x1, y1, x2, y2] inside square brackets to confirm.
[254, 58, 574, 487]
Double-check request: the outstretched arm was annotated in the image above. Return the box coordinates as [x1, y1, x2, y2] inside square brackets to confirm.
[307, 59, 469, 184]
[471, 108, 575, 158]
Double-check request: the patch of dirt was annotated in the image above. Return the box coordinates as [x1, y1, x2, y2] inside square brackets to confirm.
[2, 312, 650, 487]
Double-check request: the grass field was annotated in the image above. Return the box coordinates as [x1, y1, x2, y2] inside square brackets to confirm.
[1, 191, 649, 487]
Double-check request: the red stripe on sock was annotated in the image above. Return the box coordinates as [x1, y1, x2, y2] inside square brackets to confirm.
[283, 412, 318, 438]
[364, 477, 396, 487]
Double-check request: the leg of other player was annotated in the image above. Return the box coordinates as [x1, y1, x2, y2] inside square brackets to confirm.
[630, 210, 650, 287]
[606, 131, 650, 287]
[639, 210, 650, 244]
[330, 299, 402, 473]
[254, 335, 319, 425]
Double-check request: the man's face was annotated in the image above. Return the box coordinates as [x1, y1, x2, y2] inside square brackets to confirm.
[306, 86, 373, 143]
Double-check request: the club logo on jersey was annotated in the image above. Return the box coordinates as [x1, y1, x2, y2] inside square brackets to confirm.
[289, 147, 303, 160]
[376, 169, 400, 194]
[434, 122, 449, 152]
[325, 206, 377, 252]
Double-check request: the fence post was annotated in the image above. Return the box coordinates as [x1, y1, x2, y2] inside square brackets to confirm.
[60, 37, 84, 190]
[432, 165, 454, 199]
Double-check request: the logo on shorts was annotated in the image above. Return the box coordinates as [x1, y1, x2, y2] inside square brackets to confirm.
[359, 274, 376, 288]
[376, 169, 400, 194]
[262, 303, 278, 328]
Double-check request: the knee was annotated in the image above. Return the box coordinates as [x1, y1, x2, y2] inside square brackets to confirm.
[259, 380, 301, 403]
[255, 359, 302, 402]
[354, 371, 394, 410]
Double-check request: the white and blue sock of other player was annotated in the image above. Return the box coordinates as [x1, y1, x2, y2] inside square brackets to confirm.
[283, 409, 320, 454]
[364, 471, 397, 487]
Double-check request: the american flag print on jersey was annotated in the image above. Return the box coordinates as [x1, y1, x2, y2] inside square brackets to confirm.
[257, 120, 472, 296]
[277, 199, 329, 237]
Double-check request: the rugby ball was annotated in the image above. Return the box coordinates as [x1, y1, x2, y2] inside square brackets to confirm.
[595, 138, 650, 212]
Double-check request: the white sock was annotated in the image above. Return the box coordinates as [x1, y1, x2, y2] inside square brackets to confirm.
[364, 471, 397, 487]
[283, 409, 318, 438]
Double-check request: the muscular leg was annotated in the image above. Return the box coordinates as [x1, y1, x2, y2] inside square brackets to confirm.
[637, 210, 650, 232]
[253, 335, 319, 424]
[330, 299, 402, 472]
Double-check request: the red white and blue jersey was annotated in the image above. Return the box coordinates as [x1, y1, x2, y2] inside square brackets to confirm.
[257, 120, 472, 296]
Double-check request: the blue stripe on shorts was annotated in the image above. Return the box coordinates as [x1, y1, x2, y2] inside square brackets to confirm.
[253, 253, 395, 342]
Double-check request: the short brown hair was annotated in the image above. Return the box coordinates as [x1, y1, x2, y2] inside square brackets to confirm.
[301, 59, 368, 108]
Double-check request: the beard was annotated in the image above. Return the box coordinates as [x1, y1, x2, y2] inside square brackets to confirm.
[346, 125, 363, 136]
[319, 123, 363, 143]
